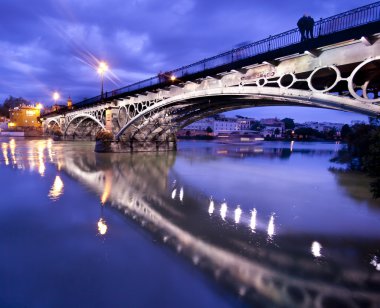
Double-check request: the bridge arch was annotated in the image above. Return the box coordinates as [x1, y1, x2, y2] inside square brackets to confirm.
[115, 85, 379, 140]
[44, 118, 60, 134]
[64, 114, 106, 137]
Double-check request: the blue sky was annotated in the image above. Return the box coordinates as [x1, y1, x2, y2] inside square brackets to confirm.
[0, 0, 372, 123]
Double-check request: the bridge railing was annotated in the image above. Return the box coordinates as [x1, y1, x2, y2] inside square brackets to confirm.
[74, 1, 380, 109]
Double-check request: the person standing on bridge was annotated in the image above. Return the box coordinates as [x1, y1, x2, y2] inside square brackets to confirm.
[297, 14, 308, 42]
[305, 15, 315, 39]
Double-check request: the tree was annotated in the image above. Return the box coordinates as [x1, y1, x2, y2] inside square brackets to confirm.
[274, 128, 281, 136]
[250, 120, 263, 131]
[332, 123, 380, 198]
[0, 96, 30, 117]
[281, 118, 295, 130]
[206, 126, 213, 134]
[368, 117, 380, 126]
[295, 127, 322, 139]
[340, 124, 352, 140]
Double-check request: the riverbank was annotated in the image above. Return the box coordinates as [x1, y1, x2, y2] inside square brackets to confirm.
[0, 130, 43, 137]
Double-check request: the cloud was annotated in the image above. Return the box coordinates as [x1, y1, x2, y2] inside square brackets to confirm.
[171, 0, 195, 15]
[115, 30, 150, 54]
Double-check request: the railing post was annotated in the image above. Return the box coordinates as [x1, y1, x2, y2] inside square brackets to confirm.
[268, 35, 272, 51]
[318, 18, 322, 37]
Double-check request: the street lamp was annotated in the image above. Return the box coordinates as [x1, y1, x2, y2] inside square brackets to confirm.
[97, 61, 108, 100]
[53, 92, 60, 104]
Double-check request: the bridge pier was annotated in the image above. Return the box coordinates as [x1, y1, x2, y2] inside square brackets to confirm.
[95, 140, 177, 153]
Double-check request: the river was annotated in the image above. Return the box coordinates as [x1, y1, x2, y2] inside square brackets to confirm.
[0, 138, 379, 307]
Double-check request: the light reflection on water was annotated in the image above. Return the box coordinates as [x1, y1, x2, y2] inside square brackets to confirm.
[48, 175, 64, 201]
[1, 138, 380, 307]
[311, 241, 323, 258]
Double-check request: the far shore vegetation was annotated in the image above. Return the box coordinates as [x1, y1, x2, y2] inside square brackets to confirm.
[332, 120, 380, 199]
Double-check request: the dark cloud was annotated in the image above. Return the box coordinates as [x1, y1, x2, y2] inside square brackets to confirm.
[0, 0, 371, 122]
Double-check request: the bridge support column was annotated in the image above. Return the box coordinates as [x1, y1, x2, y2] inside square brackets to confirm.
[59, 116, 66, 132]
[95, 140, 177, 153]
[105, 107, 119, 135]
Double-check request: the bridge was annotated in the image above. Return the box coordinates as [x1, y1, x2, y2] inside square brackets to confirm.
[42, 2, 380, 152]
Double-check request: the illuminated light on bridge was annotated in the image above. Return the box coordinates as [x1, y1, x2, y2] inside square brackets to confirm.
[171, 188, 176, 199]
[311, 241, 323, 258]
[97, 218, 108, 235]
[97, 61, 108, 75]
[52, 92, 60, 104]
[234, 205, 242, 224]
[208, 199, 215, 215]
[220, 202, 228, 221]
[250, 208, 257, 232]
[98, 61, 109, 100]
[48, 175, 64, 201]
[2, 143, 9, 166]
[179, 187, 184, 202]
[267, 214, 275, 239]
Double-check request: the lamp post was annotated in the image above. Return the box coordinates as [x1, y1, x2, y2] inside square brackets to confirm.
[53, 92, 60, 105]
[97, 61, 108, 100]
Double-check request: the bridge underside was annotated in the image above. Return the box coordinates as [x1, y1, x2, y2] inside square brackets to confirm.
[114, 96, 329, 152]
[65, 117, 104, 140]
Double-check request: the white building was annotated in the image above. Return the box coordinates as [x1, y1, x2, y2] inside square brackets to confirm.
[184, 116, 256, 135]
[184, 118, 214, 131]
[303, 121, 344, 132]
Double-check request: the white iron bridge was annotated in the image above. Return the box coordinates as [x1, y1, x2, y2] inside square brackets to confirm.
[42, 1, 380, 152]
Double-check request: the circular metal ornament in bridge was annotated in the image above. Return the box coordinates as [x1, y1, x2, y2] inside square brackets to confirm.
[307, 65, 341, 93]
[348, 57, 380, 103]
[278, 73, 297, 89]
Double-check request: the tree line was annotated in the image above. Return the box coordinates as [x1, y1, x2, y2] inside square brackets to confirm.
[0, 96, 30, 118]
[333, 122, 380, 198]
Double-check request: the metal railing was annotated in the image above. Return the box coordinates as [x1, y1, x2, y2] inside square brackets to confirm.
[74, 1, 380, 109]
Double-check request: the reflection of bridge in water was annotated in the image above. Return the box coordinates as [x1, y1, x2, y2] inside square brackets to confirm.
[179, 142, 342, 160]
[52, 147, 380, 307]
[42, 2, 380, 152]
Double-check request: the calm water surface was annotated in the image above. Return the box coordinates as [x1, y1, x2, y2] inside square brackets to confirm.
[0, 138, 379, 307]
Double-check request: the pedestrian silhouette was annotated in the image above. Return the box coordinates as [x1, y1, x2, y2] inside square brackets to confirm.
[305, 15, 315, 39]
[297, 14, 308, 42]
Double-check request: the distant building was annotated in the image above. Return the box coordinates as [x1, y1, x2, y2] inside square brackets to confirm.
[0, 117, 9, 131]
[260, 118, 285, 137]
[303, 121, 344, 132]
[183, 116, 256, 135]
[42, 97, 73, 114]
[67, 97, 73, 110]
[8, 105, 42, 129]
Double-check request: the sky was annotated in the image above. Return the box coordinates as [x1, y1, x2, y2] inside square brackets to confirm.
[0, 0, 373, 123]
